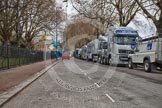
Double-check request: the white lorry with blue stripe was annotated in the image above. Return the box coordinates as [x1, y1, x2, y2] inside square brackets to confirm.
[128, 34, 162, 72]
[105, 27, 140, 65]
[98, 35, 109, 64]
[86, 39, 99, 62]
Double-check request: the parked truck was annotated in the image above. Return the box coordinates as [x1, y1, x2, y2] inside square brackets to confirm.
[99, 27, 140, 65]
[86, 39, 99, 62]
[128, 34, 162, 72]
[73, 48, 81, 58]
[80, 45, 87, 60]
[97, 35, 109, 64]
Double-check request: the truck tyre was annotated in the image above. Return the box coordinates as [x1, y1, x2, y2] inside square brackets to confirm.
[92, 55, 95, 62]
[101, 57, 103, 64]
[108, 57, 112, 66]
[92, 56, 94, 62]
[93, 57, 97, 62]
[144, 60, 151, 72]
[98, 57, 101, 64]
[104, 58, 108, 65]
[128, 58, 133, 69]
[103, 58, 108, 65]
[103, 58, 106, 64]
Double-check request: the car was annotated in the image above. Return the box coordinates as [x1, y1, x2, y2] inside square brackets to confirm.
[62, 52, 70, 59]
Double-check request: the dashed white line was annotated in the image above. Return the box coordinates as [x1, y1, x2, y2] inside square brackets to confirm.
[88, 77, 92, 80]
[94, 83, 100, 88]
[84, 73, 87, 76]
[105, 93, 115, 103]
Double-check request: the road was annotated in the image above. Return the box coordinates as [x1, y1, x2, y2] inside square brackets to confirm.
[2, 58, 162, 108]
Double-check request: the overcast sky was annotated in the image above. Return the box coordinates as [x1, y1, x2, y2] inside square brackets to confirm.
[56, 0, 156, 38]
[56, 0, 77, 17]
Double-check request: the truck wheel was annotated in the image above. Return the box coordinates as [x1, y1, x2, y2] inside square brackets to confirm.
[128, 58, 133, 69]
[144, 60, 151, 72]
[101, 57, 103, 64]
[92, 56, 95, 62]
[98, 57, 101, 63]
[104, 58, 108, 65]
[103, 58, 106, 64]
[108, 57, 112, 65]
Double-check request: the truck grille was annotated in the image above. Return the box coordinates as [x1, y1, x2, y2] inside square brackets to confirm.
[118, 49, 132, 54]
[119, 56, 128, 61]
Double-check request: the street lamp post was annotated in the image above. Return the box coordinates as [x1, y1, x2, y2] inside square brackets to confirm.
[55, 6, 63, 59]
[55, 7, 58, 60]
[63, 0, 68, 52]
[55, 7, 58, 49]
[16, 0, 20, 47]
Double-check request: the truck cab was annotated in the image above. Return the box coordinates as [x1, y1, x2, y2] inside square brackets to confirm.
[98, 39, 108, 64]
[80, 45, 87, 60]
[128, 34, 162, 72]
[105, 27, 139, 66]
[86, 39, 99, 62]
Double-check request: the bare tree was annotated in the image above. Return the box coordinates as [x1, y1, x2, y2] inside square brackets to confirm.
[109, 0, 140, 26]
[0, 0, 63, 47]
[70, 0, 140, 36]
[0, 0, 38, 46]
[134, 0, 162, 33]
[21, 0, 56, 47]
[71, 0, 117, 34]
[66, 20, 98, 40]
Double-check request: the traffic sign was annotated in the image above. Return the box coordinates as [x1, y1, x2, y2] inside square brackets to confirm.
[53, 42, 58, 48]
[41, 35, 46, 41]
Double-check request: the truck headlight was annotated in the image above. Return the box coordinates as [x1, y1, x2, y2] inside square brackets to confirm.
[155, 52, 158, 60]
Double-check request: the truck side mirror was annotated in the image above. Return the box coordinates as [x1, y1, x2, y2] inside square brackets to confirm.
[135, 49, 139, 52]
[130, 43, 139, 52]
[136, 36, 142, 43]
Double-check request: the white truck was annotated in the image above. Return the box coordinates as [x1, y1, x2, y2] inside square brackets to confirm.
[128, 34, 162, 72]
[100, 27, 140, 65]
[97, 35, 109, 64]
[86, 39, 99, 62]
[80, 45, 87, 60]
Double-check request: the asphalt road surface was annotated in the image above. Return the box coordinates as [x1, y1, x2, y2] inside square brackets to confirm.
[2, 58, 162, 108]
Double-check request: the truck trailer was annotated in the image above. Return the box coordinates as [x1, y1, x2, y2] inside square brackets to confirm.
[80, 45, 87, 60]
[86, 39, 99, 62]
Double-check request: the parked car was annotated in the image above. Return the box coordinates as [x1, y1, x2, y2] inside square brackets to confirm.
[62, 52, 70, 59]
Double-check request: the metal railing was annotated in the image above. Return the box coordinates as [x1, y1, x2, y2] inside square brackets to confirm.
[0, 46, 56, 70]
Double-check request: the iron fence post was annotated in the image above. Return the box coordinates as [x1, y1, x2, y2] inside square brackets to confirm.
[18, 47, 20, 66]
[7, 45, 9, 69]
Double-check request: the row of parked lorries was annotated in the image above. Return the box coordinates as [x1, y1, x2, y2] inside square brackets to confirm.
[73, 27, 162, 72]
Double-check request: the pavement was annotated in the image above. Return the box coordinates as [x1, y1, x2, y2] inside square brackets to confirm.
[0, 59, 60, 107]
[0, 59, 56, 94]
[1, 58, 162, 108]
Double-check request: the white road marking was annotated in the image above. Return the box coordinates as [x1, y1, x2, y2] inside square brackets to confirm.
[88, 77, 92, 80]
[84, 73, 87, 76]
[105, 93, 115, 103]
[94, 83, 100, 88]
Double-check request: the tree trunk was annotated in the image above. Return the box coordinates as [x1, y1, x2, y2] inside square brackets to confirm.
[154, 14, 162, 35]
[156, 22, 162, 35]
[3, 39, 10, 46]
[26, 41, 32, 49]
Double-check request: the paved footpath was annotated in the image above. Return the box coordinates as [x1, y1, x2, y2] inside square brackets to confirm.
[0, 59, 56, 94]
[2, 58, 162, 108]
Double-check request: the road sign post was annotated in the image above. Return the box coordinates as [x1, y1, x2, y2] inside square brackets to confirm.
[41, 35, 47, 60]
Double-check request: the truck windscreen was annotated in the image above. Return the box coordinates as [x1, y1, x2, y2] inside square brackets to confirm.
[100, 42, 107, 49]
[114, 34, 138, 45]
